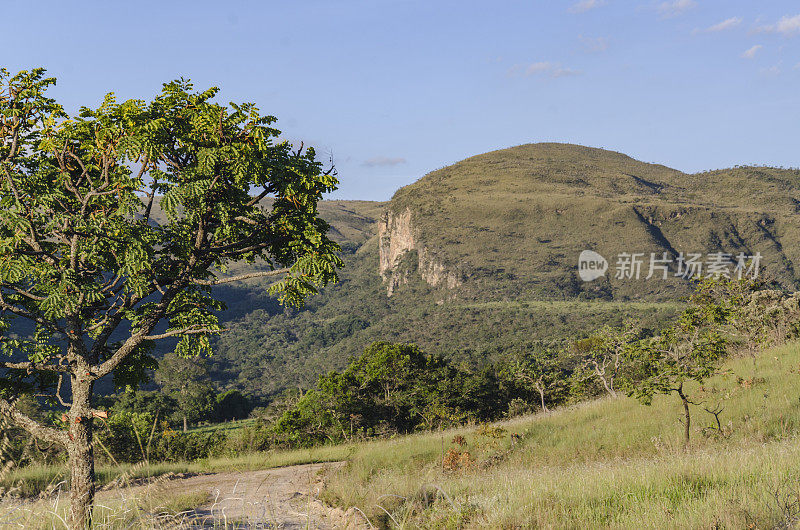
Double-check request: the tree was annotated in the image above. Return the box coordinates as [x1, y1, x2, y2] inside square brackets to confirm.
[625, 279, 730, 446]
[215, 389, 252, 422]
[156, 353, 215, 431]
[0, 68, 340, 528]
[505, 349, 562, 412]
[574, 320, 640, 398]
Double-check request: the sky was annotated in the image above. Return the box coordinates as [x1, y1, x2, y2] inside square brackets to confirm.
[2, 0, 799, 200]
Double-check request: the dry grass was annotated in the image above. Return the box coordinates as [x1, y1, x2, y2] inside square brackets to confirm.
[6, 341, 800, 527]
[320, 341, 800, 528]
[0, 482, 209, 529]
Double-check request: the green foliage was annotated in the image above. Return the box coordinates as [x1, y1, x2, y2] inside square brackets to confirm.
[0, 66, 341, 398]
[95, 410, 226, 464]
[572, 319, 643, 397]
[155, 354, 217, 428]
[271, 341, 565, 447]
[214, 389, 252, 421]
[625, 279, 737, 406]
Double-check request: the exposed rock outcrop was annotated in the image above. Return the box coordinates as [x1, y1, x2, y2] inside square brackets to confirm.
[378, 208, 461, 295]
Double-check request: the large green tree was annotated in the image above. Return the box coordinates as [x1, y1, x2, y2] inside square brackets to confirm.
[0, 68, 340, 528]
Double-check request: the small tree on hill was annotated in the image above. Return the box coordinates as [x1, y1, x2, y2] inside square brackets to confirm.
[625, 279, 731, 446]
[574, 320, 640, 398]
[505, 349, 563, 412]
[0, 68, 340, 528]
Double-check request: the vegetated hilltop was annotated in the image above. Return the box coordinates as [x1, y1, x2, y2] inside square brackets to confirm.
[382, 142, 800, 301]
[205, 143, 800, 399]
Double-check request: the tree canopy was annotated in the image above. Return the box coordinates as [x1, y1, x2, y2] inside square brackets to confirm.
[0, 67, 341, 527]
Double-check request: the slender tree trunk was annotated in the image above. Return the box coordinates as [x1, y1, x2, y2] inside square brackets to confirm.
[676, 384, 691, 447]
[536, 382, 547, 412]
[183, 415, 188, 433]
[600, 376, 617, 398]
[68, 376, 95, 529]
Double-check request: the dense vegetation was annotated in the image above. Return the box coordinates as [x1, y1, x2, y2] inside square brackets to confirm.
[5, 281, 800, 528]
[206, 237, 682, 399]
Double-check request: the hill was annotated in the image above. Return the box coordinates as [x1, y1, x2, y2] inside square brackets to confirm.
[382, 143, 800, 301]
[194, 144, 800, 399]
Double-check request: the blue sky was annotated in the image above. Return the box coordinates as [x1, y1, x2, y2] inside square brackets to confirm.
[2, 0, 799, 200]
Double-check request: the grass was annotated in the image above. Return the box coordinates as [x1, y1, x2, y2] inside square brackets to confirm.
[0, 442, 355, 499]
[5, 341, 800, 527]
[0, 479, 212, 528]
[317, 340, 800, 528]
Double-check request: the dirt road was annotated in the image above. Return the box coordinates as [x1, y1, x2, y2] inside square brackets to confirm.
[97, 461, 369, 528]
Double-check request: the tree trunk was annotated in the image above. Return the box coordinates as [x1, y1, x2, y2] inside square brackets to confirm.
[600, 376, 617, 398]
[68, 376, 95, 529]
[676, 384, 691, 447]
[183, 415, 188, 433]
[536, 383, 547, 412]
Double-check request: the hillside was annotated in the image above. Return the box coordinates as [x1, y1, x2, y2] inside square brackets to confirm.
[320, 341, 800, 528]
[197, 144, 800, 399]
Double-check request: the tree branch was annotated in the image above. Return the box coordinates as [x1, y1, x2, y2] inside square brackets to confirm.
[0, 397, 67, 446]
[0, 360, 69, 373]
[143, 326, 225, 341]
[193, 268, 290, 286]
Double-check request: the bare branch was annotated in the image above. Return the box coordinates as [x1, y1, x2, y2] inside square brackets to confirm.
[55, 374, 71, 407]
[0, 397, 67, 446]
[0, 360, 69, 373]
[193, 268, 290, 286]
[142, 326, 225, 341]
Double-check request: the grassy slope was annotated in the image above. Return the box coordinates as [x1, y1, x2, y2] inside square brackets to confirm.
[7, 342, 800, 527]
[319, 341, 800, 528]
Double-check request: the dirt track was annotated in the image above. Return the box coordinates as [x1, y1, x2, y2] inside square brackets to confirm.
[98, 461, 370, 528]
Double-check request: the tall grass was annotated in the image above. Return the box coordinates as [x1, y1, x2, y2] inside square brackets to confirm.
[320, 341, 800, 528]
[5, 342, 800, 527]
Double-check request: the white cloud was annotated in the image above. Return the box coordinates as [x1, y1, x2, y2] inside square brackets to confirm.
[761, 64, 781, 76]
[579, 35, 610, 52]
[698, 17, 742, 33]
[741, 44, 763, 59]
[525, 62, 552, 75]
[513, 62, 582, 78]
[362, 156, 406, 167]
[551, 67, 582, 78]
[568, 0, 604, 14]
[758, 14, 800, 37]
[657, 0, 697, 18]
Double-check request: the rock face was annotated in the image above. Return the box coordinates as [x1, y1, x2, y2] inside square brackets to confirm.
[378, 207, 461, 295]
